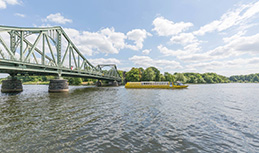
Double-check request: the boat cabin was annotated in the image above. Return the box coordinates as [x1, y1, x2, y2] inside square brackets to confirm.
[141, 82, 169, 85]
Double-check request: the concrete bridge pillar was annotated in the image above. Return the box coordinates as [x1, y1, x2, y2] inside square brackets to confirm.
[112, 81, 118, 86]
[96, 80, 102, 87]
[48, 79, 69, 92]
[96, 80, 119, 87]
[1, 76, 23, 93]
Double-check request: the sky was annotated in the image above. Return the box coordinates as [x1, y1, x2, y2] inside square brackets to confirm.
[1, 0, 259, 76]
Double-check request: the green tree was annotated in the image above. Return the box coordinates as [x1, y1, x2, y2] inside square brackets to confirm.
[213, 76, 222, 83]
[139, 67, 145, 81]
[164, 72, 175, 82]
[68, 77, 82, 85]
[159, 74, 165, 81]
[252, 75, 259, 82]
[118, 70, 125, 82]
[188, 76, 197, 83]
[150, 67, 160, 81]
[196, 74, 206, 83]
[143, 67, 156, 81]
[203, 75, 214, 83]
[175, 73, 187, 82]
[125, 68, 141, 82]
[41, 76, 47, 81]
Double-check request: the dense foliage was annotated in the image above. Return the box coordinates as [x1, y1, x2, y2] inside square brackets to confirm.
[229, 74, 259, 83]
[66, 77, 83, 85]
[14, 75, 55, 82]
[1, 67, 259, 85]
[3, 75, 90, 85]
[125, 67, 233, 83]
[183, 73, 229, 83]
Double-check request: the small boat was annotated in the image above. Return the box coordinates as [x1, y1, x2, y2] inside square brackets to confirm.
[125, 81, 188, 89]
[172, 81, 189, 89]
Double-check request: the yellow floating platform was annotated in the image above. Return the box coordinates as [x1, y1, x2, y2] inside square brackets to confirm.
[125, 82, 188, 89]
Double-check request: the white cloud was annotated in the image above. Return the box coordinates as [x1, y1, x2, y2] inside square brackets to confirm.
[185, 57, 259, 76]
[14, 13, 25, 17]
[142, 49, 151, 55]
[101, 28, 126, 50]
[206, 32, 259, 60]
[129, 55, 153, 67]
[0, 0, 19, 9]
[178, 54, 213, 62]
[153, 1, 259, 67]
[228, 33, 259, 53]
[43, 13, 72, 24]
[158, 44, 224, 63]
[159, 23, 259, 63]
[126, 29, 152, 50]
[118, 67, 131, 71]
[193, 1, 259, 36]
[159, 30, 259, 63]
[183, 42, 201, 52]
[0, 0, 7, 9]
[186, 61, 223, 70]
[158, 45, 188, 57]
[28, 24, 150, 56]
[64, 27, 125, 56]
[158, 44, 200, 59]
[170, 33, 197, 45]
[222, 31, 246, 43]
[64, 27, 151, 56]
[240, 1, 259, 21]
[129, 55, 182, 70]
[88, 58, 121, 66]
[5, 0, 19, 5]
[167, 31, 259, 63]
[152, 16, 193, 36]
[247, 57, 259, 64]
[0, 32, 12, 58]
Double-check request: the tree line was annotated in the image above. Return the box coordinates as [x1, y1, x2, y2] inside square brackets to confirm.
[122, 67, 229, 84]
[229, 74, 259, 83]
[1, 67, 259, 85]
[121, 67, 259, 84]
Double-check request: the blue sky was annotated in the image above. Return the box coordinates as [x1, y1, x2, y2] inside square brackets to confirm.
[1, 0, 259, 76]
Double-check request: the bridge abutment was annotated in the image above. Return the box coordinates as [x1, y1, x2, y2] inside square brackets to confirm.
[1, 77, 23, 93]
[48, 79, 69, 92]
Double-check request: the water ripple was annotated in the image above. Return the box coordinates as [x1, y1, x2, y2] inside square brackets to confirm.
[0, 84, 258, 152]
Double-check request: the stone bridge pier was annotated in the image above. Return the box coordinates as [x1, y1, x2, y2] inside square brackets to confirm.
[96, 80, 119, 87]
[1, 76, 119, 93]
[96, 80, 102, 87]
[111, 81, 119, 86]
[1, 75, 69, 93]
[1, 74, 23, 93]
[48, 78, 69, 93]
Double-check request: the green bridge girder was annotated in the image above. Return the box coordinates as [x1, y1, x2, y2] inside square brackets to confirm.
[0, 25, 121, 82]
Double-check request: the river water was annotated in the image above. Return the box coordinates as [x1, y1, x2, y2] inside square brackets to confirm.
[0, 84, 258, 152]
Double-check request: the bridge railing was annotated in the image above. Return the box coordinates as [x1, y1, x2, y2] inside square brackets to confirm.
[0, 25, 121, 81]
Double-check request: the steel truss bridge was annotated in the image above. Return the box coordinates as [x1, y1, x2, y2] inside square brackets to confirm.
[0, 25, 121, 82]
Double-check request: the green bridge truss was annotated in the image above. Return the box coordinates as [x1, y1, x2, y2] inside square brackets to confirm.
[0, 25, 121, 82]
